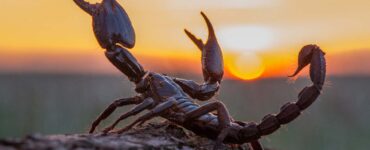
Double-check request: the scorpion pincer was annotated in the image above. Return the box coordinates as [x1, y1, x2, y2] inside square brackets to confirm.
[74, 0, 326, 149]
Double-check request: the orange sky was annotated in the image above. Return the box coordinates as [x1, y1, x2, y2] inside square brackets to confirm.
[1, 0, 370, 80]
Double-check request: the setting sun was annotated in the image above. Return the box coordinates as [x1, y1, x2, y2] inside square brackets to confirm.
[218, 26, 270, 80]
[226, 52, 265, 80]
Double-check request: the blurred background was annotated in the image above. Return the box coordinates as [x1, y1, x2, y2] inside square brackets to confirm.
[0, 0, 370, 150]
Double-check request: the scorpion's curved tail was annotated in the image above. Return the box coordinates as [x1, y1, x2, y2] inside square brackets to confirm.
[239, 44, 326, 144]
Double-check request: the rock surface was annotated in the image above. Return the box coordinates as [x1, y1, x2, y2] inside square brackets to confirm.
[0, 122, 253, 150]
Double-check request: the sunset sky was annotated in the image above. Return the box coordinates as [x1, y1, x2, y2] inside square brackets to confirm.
[1, 0, 370, 80]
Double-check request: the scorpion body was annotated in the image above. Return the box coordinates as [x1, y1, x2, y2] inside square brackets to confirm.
[73, 0, 327, 149]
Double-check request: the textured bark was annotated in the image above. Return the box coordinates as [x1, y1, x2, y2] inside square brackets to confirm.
[0, 122, 253, 150]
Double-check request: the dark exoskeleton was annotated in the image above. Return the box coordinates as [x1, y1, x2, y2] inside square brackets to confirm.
[74, 1, 327, 150]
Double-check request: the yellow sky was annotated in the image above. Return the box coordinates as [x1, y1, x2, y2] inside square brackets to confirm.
[1, 0, 370, 79]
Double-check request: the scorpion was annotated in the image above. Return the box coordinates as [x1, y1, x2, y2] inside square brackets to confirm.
[73, 0, 326, 150]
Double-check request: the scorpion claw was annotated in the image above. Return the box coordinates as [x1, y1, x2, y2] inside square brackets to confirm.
[175, 12, 224, 100]
[185, 12, 224, 83]
[184, 29, 204, 51]
[73, 0, 97, 16]
[74, 0, 135, 49]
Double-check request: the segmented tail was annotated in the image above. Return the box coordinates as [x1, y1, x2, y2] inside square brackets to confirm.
[240, 45, 326, 144]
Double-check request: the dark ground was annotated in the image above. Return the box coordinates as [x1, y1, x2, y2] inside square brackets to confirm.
[0, 122, 259, 150]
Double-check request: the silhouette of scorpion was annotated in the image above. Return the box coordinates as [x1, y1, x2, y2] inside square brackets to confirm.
[74, 0, 326, 149]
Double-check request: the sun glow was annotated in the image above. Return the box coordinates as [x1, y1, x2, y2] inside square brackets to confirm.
[226, 52, 265, 80]
[219, 26, 271, 80]
[218, 26, 275, 52]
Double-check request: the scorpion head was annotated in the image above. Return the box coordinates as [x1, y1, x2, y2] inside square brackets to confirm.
[143, 73, 183, 100]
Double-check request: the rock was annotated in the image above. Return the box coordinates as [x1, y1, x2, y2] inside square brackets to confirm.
[0, 122, 252, 150]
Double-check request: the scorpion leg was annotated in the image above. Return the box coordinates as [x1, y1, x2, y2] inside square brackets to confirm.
[89, 95, 145, 133]
[249, 141, 263, 150]
[102, 98, 154, 133]
[112, 98, 178, 134]
[183, 101, 232, 150]
[174, 12, 223, 101]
